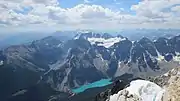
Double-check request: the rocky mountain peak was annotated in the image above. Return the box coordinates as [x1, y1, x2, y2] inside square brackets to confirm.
[0, 32, 180, 101]
[74, 31, 113, 40]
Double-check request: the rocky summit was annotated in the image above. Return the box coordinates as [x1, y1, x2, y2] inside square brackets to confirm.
[0, 32, 180, 101]
[98, 66, 180, 101]
[151, 67, 180, 101]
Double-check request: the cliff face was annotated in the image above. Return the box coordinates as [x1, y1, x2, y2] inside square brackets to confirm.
[159, 67, 180, 101]
[163, 79, 180, 101]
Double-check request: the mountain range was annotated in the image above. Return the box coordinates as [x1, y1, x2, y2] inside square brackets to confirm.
[0, 31, 180, 101]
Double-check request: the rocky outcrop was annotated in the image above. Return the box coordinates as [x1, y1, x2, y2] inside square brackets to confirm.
[107, 89, 140, 101]
[154, 67, 180, 101]
[163, 79, 180, 101]
[106, 67, 180, 101]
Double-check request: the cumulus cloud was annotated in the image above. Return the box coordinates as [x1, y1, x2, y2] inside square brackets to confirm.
[0, 0, 180, 31]
[171, 6, 180, 12]
[130, 0, 180, 27]
[131, 0, 180, 18]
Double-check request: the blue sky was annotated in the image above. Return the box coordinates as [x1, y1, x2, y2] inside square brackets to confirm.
[0, 0, 180, 34]
[59, 0, 140, 14]
[59, 0, 140, 8]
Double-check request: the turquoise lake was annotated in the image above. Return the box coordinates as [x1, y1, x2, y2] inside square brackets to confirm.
[72, 79, 112, 93]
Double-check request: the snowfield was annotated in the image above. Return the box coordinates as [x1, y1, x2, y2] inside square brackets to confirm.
[87, 37, 126, 48]
[109, 80, 164, 101]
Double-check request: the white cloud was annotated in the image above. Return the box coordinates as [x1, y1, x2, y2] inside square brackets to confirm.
[171, 6, 180, 12]
[0, 0, 180, 32]
[131, 0, 180, 18]
[129, 0, 180, 28]
[84, 0, 91, 4]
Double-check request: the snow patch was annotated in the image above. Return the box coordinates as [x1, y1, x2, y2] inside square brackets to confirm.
[163, 72, 169, 76]
[87, 37, 126, 48]
[74, 30, 92, 39]
[108, 80, 164, 101]
[74, 34, 80, 40]
[57, 43, 62, 47]
[126, 80, 164, 101]
[174, 52, 180, 64]
[156, 51, 164, 61]
[0, 60, 4, 66]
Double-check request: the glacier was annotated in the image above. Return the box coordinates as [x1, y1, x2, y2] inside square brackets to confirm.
[109, 80, 164, 101]
[87, 37, 126, 48]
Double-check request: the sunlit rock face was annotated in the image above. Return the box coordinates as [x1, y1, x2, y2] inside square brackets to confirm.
[163, 79, 180, 101]
[153, 67, 180, 101]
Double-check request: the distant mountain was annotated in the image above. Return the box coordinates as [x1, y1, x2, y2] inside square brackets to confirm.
[52, 31, 77, 42]
[74, 32, 125, 48]
[0, 31, 75, 49]
[119, 29, 180, 41]
[0, 32, 51, 49]
[0, 32, 180, 101]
